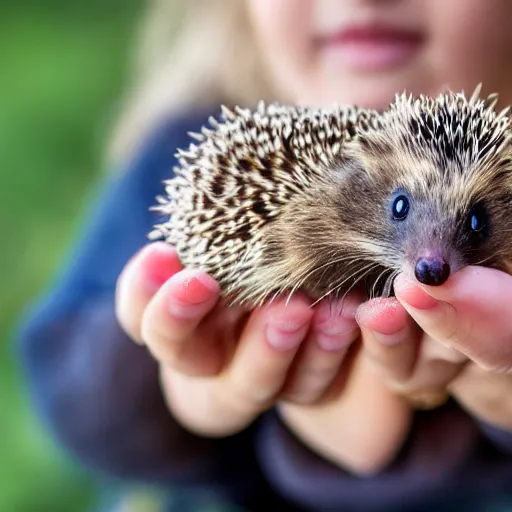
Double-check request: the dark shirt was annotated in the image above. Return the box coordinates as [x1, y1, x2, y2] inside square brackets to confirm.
[16, 109, 512, 512]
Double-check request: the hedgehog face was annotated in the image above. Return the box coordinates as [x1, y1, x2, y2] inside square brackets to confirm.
[353, 139, 512, 288]
[343, 89, 512, 289]
[384, 175, 512, 287]
[384, 186, 491, 286]
[263, 144, 512, 301]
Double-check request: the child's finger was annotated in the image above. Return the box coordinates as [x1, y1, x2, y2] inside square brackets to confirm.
[357, 296, 467, 409]
[387, 337, 467, 409]
[158, 296, 313, 438]
[394, 268, 512, 371]
[356, 297, 420, 383]
[218, 294, 314, 414]
[115, 242, 183, 343]
[393, 272, 460, 343]
[140, 267, 222, 374]
[161, 295, 315, 437]
[280, 297, 360, 405]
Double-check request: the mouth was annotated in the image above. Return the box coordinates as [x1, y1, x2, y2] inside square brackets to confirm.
[315, 23, 426, 73]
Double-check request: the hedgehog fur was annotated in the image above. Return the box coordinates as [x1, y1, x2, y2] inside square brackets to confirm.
[150, 85, 512, 307]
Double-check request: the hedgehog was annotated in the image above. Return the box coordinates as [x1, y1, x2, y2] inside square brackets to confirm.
[149, 85, 512, 308]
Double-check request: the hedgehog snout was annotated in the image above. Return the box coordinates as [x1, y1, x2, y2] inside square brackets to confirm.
[414, 255, 450, 286]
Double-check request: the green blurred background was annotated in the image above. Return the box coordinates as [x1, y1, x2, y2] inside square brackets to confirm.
[3, 3, 512, 512]
[0, 1, 147, 511]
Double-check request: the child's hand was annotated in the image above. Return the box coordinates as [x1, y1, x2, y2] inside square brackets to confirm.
[357, 266, 512, 430]
[115, 242, 361, 438]
[278, 352, 413, 475]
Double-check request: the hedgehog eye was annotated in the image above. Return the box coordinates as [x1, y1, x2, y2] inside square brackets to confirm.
[468, 203, 488, 233]
[391, 194, 410, 221]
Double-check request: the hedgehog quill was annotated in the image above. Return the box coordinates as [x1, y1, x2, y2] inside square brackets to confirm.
[149, 85, 512, 308]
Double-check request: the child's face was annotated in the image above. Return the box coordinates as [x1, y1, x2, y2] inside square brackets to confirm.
[247, 0, 512, 109]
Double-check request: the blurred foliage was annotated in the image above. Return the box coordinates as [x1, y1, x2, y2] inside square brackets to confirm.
[0, 1, 145, 511]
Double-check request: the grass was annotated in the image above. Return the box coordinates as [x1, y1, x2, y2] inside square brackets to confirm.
[0, 2, 143, 511]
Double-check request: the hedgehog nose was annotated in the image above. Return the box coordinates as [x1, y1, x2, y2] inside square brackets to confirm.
[414, 257, 450, 286]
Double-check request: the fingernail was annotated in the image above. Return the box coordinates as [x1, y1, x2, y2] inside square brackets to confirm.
[316, 331, 359, 351]
[168, 273, 219, 318]
[356, 298, 408, 345]
[372, 313, 405, 346]
[395, 275, 438, 310]
[145, 267, 173, 290]
[312, 300, 360, 351]
[266, 320, 309, 351]
[315, 319, 359, 351]
[143, 245, 181, 290]
[176, 273, 219, 304]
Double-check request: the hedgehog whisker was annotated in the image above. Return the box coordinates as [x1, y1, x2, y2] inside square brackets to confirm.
[369, 266, 395, 300]
[310, 261, 371, 305]
[315, 260, 371, 296]
[333, 264, 381, 310]
[287, 254, 371, 292]
[472, 254, 499, 267]
[270, 288, 286, 306]
[382, 269, 400, 298]
[311, 261, 378, 306]
[284, 256, 366, 306]
[311, 256, 368, 283]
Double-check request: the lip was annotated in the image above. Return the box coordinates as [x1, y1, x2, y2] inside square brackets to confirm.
[316, 23, 425, 72]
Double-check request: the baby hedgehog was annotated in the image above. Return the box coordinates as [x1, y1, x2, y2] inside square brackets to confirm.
[150, 85, 512, 307]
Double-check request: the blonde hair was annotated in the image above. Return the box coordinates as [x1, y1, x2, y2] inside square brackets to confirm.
[109, 0, 281, 166]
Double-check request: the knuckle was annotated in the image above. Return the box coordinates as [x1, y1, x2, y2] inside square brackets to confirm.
[435, 304, 463, 345]
[170, 395, 239, 438]
[280, 367, 337, 405]
[160, 370, 248, 438]
[228, 373, 277, 411]
[385, 380, 408, 395]
[141, 320, 180, 365]
[387, 380, 449, 409]
[280, 386, 324, 405]
[479, 360, 512, 374]
[384, 371, 411, 386]
[363, 346, 386, 367]
[294, 361, 332, 383]
[365, 352, 413, 383]
[386, 379, 418, 396]
[244, 384, 277, 409]
[436, 322, 458, 345]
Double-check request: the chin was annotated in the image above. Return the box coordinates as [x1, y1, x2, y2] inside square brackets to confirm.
[308, 73, 434, 111]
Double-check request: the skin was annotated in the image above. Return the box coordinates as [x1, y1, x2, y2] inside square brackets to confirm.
[116, 0, 512, 475]
[247, 0, 512, 109]
[117, 242, 411, 473]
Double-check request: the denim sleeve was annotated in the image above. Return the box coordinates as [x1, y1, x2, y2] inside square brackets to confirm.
[15, 118, 266, 497]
